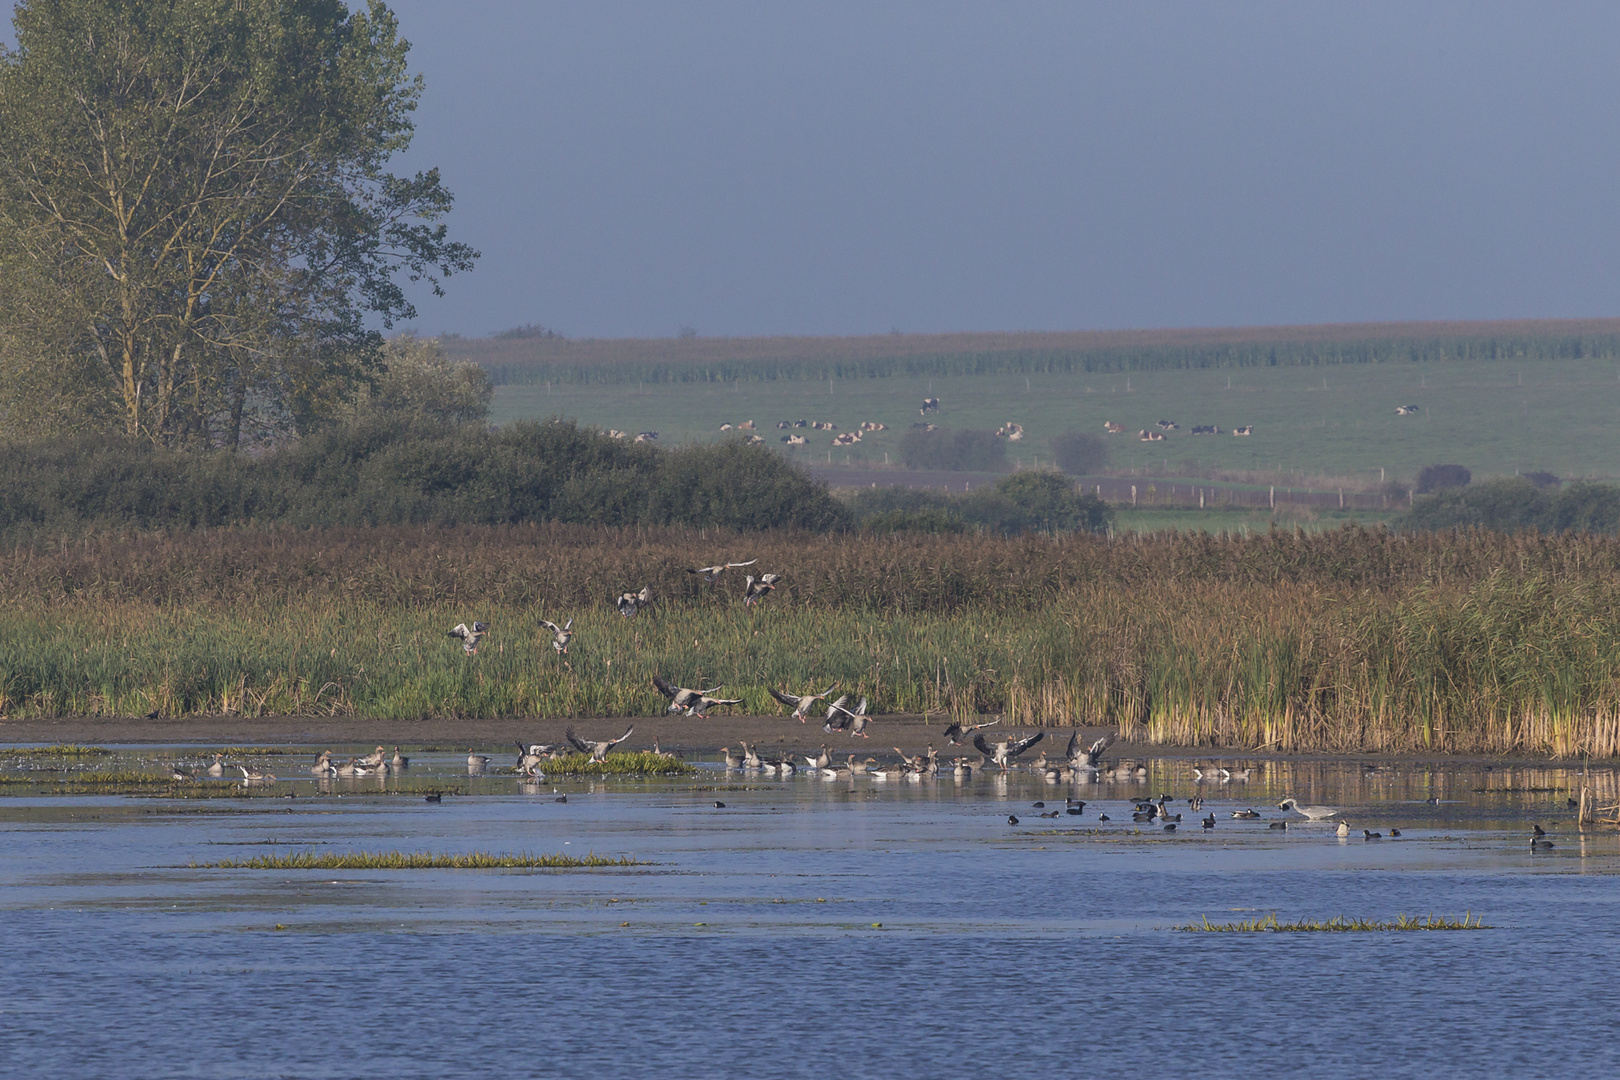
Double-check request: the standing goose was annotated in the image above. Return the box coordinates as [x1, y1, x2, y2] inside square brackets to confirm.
[467, 750, 490, 773]
[448, 622, 489, 655]
[514, 742, 547, 776]
[740, 741, 764, 769]
[688, 559, 757, 583]
[973, 731, 1045, 772]
[566, 724, 635, 762]
[941, 719, 1000, 746]
[205, 753, 226, 777]
[1278, 798, 1339, 820]
[770, 685, 836, 722]
[652, 675, 741, 717]
[538, 618, 574, 655]
[721, 746, 746, 769]
[743, 573, 782, 607]
[824, 695, 871, 737]
[616, 585, 654, 618]
[390, 747, 410, 769]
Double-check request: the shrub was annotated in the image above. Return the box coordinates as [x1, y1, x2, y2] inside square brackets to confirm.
[1415, 464, 1471, 493]
[1049, 431, 1109, 476]
[1522, 470, 1561, 488]
[899, 427, 1009, 472]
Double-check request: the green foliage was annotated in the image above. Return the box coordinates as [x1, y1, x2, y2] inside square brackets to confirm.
[353, 334, 492, 426]
[846, 473, 1111, 535]
[0, 0, 476, 447]
[1049, 431, 1110, 475]
[536, 752, 694, 776]
[1401, 478, 1620, 534]
[899, 427, 1008, 471]
[0, 418, 847, 533]
[1415, 464, 1472, 493]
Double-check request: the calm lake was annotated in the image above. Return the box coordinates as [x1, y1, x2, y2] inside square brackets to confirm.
[3, 747, 1618, 1078]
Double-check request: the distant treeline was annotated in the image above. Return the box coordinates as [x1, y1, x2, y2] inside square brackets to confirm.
[1401, 478, 1620, 534]
[449, 321, 1620, 388]
[0, 419, 847, 535]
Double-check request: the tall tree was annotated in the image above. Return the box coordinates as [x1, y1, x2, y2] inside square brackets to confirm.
[0, 0, 476, 446]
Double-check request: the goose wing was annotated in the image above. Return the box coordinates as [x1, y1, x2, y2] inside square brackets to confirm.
[703, 695, 743, 706]
[538, 619, 561, 634]
[448, 623, 471, 640]
[972, 733, 994, 757]
[759, 573, 782, 586]
[607, 724, 635, 749]
[726, 559, 758, 569]
[652, 675, 680, 701]
[1008, 731, 1045, 758]
[1064, 731, 1080, 759]
[768, 688, 801, 709]
[638, 585, 654, 604]
[565, 727, 593, 754]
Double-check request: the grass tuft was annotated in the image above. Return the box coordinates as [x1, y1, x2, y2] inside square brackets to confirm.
[193, 849, 647, 870]
[532, 752, 695, 776]
[1180, 911, 1490, 933]
[0, 744, 111, 757]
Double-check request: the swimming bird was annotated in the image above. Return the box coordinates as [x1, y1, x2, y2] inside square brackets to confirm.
[237, 764, 276, 782]
[741, 742, 764, 770]
[390, 747, 409, 769]
[170, 767, 194, 781]
[1389, 828, 1402, 837]
[1533, 824, 1546, 837]
[206, 753, 226, 777]
[1427, 796, 1442, 806]
[941, 718, 1000, 746]
[973, 731, 1045, 772]
[448, 622, 489, 654]
[1231, 808, 1262, 819]
[1336, 822, 1350, 837]
[824, 695, 872, 737]
[1363, 830, 1382, 840]
[1531, 835, 1555, 851]
[849, 755, 875, 776]
[467, 750, 490, 772]
[1269, 821, 1288, 830]
[538, 617, 573, 655]
[651, 675, 741, 717]
[357, 746, 387, 768]
[721, 746, 745, 769]
[687, 559, 757, 583]
[1066, 799, 1086, 816]
[1202, 813, 1216, 829]
[1007, 814, 1020, 826]
[770, 685, 836, 721]
[424, 793, 442, 803]
[1163, 822, 1177, 832]
[1279, 798, 1339, 820]
[566, 724, 635, 761]
[311, 750, 335, 777]
[1221, 767, 1253, 782]
[804, 745, 832, 770]
[616, 585, 654, 617]
[514, 742, 547, 776]
[743, 573, 782, 607]
[953, 759, 973, 779]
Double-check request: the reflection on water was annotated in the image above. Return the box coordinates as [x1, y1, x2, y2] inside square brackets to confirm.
[3, 746, 1619, 1079]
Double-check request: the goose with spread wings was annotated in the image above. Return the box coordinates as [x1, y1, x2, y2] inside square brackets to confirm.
[743, 573, 782, 607]
[566, 724, 635, 761]
[769, 685, 836, 722]
[941, 718, 1000, 746]
[652, 675, 742, 717]
[823, 695, 871, 737]
[538, 617, 573, 655]
[616, 585, 654, 618]
[1065, 730, 1117, 771]
[973, 731, 1045, 771]
[448, 622, 488, 655]
[687, 559, 757, 583]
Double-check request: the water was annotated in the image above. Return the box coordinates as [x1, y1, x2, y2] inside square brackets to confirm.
[3, 748, 1618, 1078]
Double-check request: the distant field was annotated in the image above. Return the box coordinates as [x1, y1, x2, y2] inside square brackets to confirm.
[491, 353, 1620, 483]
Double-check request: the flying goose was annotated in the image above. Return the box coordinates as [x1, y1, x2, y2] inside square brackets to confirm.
[448, 622, 489, 654]
[616, 585, 654, 618]
[941, 718, 1000, 746]
[652, 675, 741, 717]
[1065, 730, 1116, 771]
[770, 685, 836, 721]
[1278, 798, 1339, 820]
[973, 731, 1045, 771]
[743, 573, 782, 607]
[514, 742, 548, 776]
[566, 724, 635, 761]
[538, 618, 573, 655]
[688, 559, 756, 583]
[824, 695, 871, 737]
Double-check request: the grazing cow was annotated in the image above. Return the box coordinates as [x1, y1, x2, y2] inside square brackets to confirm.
[832, 432, 861, 446]
[859, 421, 887, 431]
[793, 419, 808, 428]
[1191, 425, 1219, 435]
[995, 422, 1025, 440]
[1155, 419, 1179, 430]
[782, 434, 807, 445]
[812, 420, 837, 431]
[911, 422, 938, 432]
[739, 420, 755, 430]
[719, 423, 733, 431]
[634, 431, 659, 442]
[1394, 405, 1421, 415]
[1139, 429, 1166, 442]
[745, 434, 764, 444]
[606, 429, 628, 440]
[920, 397, 941, 414]
[777, 420, 791, 429]
[1103, 420, 1125, 434]
[1232, 426, 1253, 436]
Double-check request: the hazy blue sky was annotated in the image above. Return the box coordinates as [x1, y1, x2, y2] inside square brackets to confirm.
[15, 3, 1620, 338]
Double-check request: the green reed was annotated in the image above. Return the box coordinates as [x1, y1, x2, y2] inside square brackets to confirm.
[1181, 912, 1490, 933]
[534, 752, 694, 776]
[0, 744, 111, 757]
[195, 850, 646, 869]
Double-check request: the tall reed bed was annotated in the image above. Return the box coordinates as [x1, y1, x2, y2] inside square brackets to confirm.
[5, 525, 1620, 756]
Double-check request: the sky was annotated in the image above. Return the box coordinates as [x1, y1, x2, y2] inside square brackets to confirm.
[15, 3, 1620, 339]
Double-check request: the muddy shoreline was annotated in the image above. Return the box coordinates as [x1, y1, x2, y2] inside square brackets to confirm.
[0, 713, 1607, 767]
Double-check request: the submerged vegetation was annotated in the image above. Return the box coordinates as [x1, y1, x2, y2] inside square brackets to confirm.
[0, 744, 110, 757]
[1180, 912, 1490, 933]
[536, 752, 694, 776]
[195, 850, 646, 870]
[7, 524, 1620, 755]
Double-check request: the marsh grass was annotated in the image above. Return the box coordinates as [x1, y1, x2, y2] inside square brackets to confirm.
[0, 744, 110, 757]
[1181, 912, 1490, 933]
[194, 849, 646, 870]
[533, 752, 694, 776]
[8, 525, 1620, 755]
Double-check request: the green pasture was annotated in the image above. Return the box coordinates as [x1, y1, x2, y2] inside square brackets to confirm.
[491, 356, 1620, 483]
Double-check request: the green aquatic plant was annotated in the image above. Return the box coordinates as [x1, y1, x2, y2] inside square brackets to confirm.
[533, 752, 695, 777]
[194, 850, 647, 870]
[0, 744, 111, 757]
[1180, 911, 1490, 933]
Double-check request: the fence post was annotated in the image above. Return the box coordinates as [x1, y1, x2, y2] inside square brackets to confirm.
[1339, 488, 1344, 508]
[1132, 485, 1137, 506]
[1269, 486, 1275, 509]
